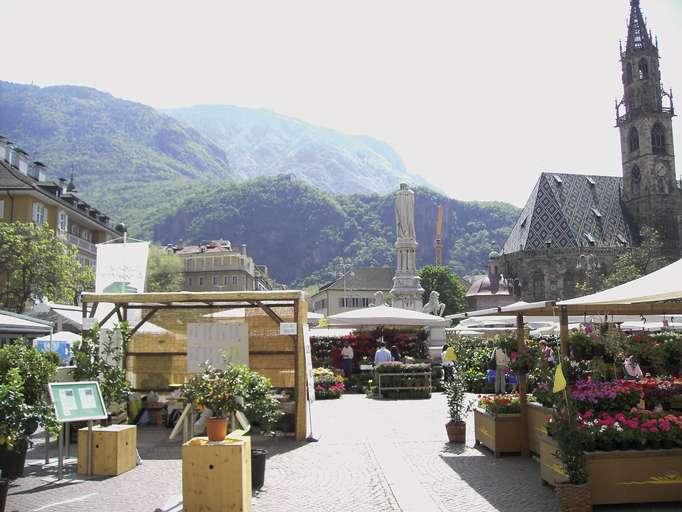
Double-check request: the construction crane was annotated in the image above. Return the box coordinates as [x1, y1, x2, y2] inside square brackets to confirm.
[435, 205, 443, 266]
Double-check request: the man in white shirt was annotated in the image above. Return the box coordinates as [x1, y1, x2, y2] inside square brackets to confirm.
[374, 342, 393, 365]
[341, 341, 354, 379]
[492, 346, 510, 395]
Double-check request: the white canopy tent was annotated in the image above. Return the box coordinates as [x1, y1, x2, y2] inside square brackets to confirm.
[34, 331, 82, 343]
[327, 304, 447, 327]
[559, 257, 682, 306]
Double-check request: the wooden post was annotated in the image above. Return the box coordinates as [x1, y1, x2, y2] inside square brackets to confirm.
[516, 313, 529, 457]
[294, 298, 308, 441]
[559, 305, 569, 360]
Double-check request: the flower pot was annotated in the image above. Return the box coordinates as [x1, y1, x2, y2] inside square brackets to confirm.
[206, 417, 228, 441]
[0, 445, 28, 479]
[445, 420, 466, 443]
[251, 449, 268, 490]
[556, 482, 592, 512]
[0, 478, 8, 512]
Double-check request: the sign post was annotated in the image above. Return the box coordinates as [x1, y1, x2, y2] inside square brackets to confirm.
[48, 381, 108, 479]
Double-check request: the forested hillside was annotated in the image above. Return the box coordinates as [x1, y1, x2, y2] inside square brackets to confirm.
[153, 175, 519, 285]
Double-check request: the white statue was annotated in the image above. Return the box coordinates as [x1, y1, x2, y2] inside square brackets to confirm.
[422, 290, 446, 317]
[374, 291, 385, 306]
[395, 183, 416, 240]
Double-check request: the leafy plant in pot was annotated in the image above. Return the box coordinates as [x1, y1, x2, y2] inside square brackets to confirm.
[182, 363, 244, 441]
[552, 399, 592, 511]
[0, 368, 59, 479]
[444, 373, 473, 443]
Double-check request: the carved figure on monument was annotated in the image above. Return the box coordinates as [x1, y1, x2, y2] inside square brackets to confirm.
[395, 183, 416, 240]
[374, 291, 386, 306]
[422, 290, 446, 317]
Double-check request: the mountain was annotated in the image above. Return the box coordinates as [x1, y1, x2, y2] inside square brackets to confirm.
[164, 105, 435, 195]
[153, 175, 519, 285]
[0, 81, 234, 234]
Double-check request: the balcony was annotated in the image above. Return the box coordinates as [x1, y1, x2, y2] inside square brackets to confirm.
[68, 234, 97, 255]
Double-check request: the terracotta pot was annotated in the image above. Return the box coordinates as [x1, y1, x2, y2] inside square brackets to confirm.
[206, 417, 228, 441]
[445, 420, 466, 443]
[556, 482, 592, 512]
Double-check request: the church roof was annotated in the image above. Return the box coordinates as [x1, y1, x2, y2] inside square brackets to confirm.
[503, 172, 635, 254]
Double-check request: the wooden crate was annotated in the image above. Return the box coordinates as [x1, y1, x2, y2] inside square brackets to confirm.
[538, 434, 569, 486]
[77, 425, 137, 476]
[539, 434, 682, 505]
[527, 402, 553, 455]
[182, 436, 252, 512]
[473, 408, 522, 456]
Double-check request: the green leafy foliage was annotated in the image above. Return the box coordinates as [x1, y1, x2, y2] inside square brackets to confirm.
[145, 245, 184, 292]
[0, 222, 93, 312]
[72, 323, 130, 409]
[418, 265, 467, 315]
[0, 341, 57, 405]
[444, 373, 474, 422]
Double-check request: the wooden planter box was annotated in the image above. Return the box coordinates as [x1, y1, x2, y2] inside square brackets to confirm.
[539, 434, 682, 505]
[473, 408, 522, 456]
[527, 402, 553, 455]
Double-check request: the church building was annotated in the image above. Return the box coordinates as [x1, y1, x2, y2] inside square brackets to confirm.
[497, 0, 679, 303]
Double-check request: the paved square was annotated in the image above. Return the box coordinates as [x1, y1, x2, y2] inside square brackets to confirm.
[5, 394, 681, 511]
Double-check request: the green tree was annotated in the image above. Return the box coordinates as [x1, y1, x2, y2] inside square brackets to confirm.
[576, 226, 669, 295]
[0, 222, 92, 312]
[145, 245, 184, 292]
[418, 265, 467, 315]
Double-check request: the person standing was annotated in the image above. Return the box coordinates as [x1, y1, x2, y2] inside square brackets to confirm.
[492, 345, 510, 395]
[374, 342, 393, 365]
[389, 345, 402, 362]
[441, 344, 456, 383]
[341, 341, 354, 380]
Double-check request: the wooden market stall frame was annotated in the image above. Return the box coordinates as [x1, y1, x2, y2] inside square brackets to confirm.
[81, 291, 309, 441]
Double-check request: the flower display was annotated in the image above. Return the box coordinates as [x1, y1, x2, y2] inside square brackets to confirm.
[477, 394, 522, 415]
[571, 380, 643, 413]
[313, 367, 345, 399]
[575, 409, 682, 451]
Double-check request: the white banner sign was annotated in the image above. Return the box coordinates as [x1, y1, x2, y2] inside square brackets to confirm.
[95, 242, 150, 294]
[187, 323, 249, 372]
[303, 324, 314, 403]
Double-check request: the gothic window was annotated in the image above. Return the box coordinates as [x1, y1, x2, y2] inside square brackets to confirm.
[625, 63, 633, 85]
[531, 270, 544, 301]
[628, 127, 639, 152]
[652, 123, 666, 154]
[638, 59, 649, 80]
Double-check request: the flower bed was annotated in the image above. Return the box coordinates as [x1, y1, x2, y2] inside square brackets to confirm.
[313, 368, 345, 400]
[571, 380, 643, 413]
[477, 394, 521, 415]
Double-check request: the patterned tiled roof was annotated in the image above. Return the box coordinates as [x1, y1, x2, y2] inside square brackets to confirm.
[503, 173, 635, 254]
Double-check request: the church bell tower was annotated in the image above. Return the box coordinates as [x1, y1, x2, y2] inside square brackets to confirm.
[616, 0, 679, 248]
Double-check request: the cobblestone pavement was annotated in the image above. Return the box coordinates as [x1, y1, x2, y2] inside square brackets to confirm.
[6, 393, 682, 511]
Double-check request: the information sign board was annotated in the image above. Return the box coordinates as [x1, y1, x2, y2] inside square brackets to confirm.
[303, 324, 315, 403]
[48, 381, 108, 423]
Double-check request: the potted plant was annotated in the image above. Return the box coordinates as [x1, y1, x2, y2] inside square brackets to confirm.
[0, 368, 59, 479]
[552, 402, 592, 511]
[444, 374, 473, 443]
[181, 363, 243, 441]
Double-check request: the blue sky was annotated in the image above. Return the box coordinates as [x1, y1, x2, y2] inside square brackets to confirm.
[3, 0, 682, 206]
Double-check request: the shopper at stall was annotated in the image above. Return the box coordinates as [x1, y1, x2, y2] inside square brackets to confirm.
[441, 344, 456, 382]
[374, 342, 393, 364]
[389, 345, 402, 362]
[491, 344, 510, 394]
[624, 355, 643, 380]
[341, 340, 354, 379]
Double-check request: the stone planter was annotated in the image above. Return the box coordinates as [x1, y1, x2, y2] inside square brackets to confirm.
[473, 408, 522, 456]
[556, 482, 592, 512]
[539, 434, 682, 505]
[527, 402, 553, 455]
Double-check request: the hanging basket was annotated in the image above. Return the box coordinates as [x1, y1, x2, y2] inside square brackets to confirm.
[556, 482, 592, 512]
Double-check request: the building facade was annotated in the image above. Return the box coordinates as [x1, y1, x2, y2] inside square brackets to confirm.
[173, 240, 273, 292]
[309, 267, 394, 316]
[465, 252, 516, 310]
[0, 136, 118, 269]
[498, 0, 679, 303]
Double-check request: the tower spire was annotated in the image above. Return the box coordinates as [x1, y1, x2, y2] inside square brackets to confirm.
[625, 0, 653, 54]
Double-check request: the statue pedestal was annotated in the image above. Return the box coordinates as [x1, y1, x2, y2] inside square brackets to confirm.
[428, 327, 447, 360]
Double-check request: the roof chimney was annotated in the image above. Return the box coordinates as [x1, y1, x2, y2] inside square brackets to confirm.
[241, 244, 247, 256]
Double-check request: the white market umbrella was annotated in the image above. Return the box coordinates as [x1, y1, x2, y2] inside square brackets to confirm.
[33, 331, 81, 343]
[327, 304, 448, 327]
[620, 321, 682, 333]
